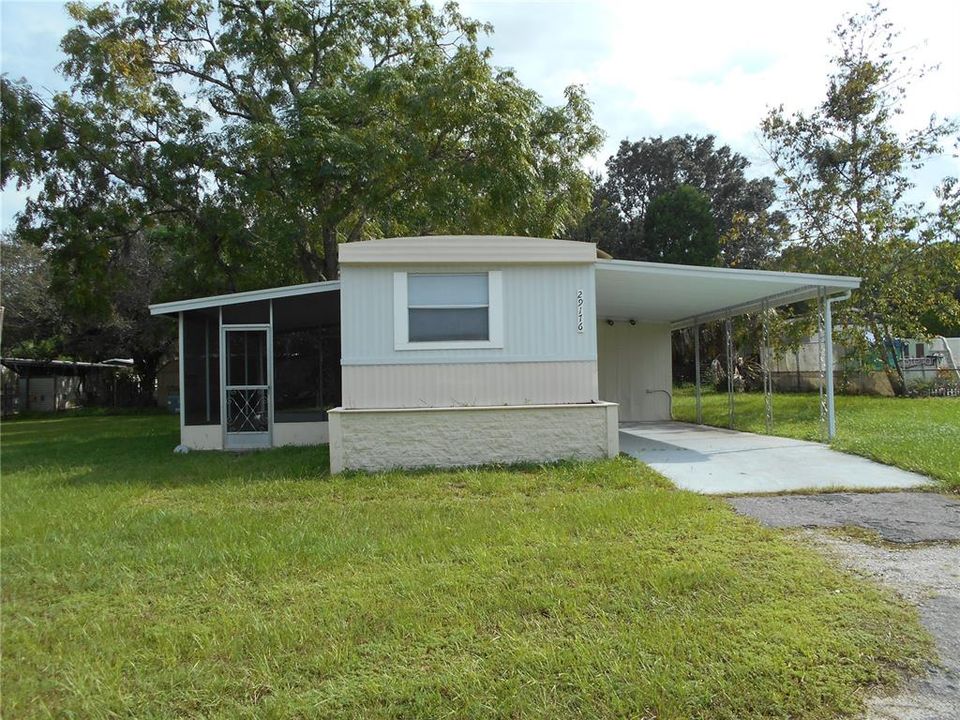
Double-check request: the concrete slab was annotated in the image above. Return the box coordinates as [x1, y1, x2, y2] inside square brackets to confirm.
[620, 421, 932, 494]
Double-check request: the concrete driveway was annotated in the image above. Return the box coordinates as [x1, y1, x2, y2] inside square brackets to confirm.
[620, 421, 932, 494]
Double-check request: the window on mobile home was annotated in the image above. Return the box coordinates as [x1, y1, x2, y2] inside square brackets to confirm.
[393, 271, 504, 350]
[408, 273, 489, 342]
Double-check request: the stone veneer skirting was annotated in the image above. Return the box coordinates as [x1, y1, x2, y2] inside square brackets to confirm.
[328, 402, 619, 474]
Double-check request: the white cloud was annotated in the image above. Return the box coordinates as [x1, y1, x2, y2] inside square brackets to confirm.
[467, 0, 960, 182]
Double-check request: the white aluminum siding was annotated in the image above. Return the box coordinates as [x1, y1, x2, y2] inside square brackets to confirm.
[597, 322, 673, 422]
[340, 264, 597, 366]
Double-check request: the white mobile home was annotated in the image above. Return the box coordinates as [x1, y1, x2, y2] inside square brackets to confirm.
[149, 235, 860, 472]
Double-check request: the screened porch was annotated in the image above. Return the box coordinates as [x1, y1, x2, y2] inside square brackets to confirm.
[151, 282, 341, 450]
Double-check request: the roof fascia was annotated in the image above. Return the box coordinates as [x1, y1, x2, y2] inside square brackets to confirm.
[149, 281, 341, 316]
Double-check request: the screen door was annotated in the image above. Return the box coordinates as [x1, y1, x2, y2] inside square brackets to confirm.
[223, 327, 271, 449]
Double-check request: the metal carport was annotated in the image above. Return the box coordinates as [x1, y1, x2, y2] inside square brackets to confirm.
[592, 259, 861, 439]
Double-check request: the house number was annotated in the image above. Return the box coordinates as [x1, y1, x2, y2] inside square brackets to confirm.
[576, 289, 584, 334]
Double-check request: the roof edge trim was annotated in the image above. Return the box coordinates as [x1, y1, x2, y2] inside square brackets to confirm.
[149, 281, 340, 316]
[596, 258, 861, 288]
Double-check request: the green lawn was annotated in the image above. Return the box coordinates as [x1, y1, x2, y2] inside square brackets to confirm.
[2, 414, 930, 719]
[672, 389, 960, 492]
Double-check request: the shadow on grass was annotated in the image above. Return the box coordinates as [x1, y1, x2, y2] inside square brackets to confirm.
[2, 413, 333, 490]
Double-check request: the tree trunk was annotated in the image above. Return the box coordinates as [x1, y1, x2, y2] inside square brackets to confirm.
[136, 355, 160, 407]
[297, 245, 324, 283]
[322, 225, 339, 280]
[875, 328, 907, 396]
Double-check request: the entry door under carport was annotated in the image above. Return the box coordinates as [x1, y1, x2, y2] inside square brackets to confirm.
[223, 327, 272, 449]
[597, 321, 673, 422]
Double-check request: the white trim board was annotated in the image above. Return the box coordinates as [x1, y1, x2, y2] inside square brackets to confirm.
[595, 258, 861, 288]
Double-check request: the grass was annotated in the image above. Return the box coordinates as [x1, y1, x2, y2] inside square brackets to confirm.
[2, 413, 931, 719]
[672, 388, 960, 493]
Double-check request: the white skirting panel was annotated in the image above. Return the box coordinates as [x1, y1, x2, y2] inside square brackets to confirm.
[181, 422, 329, 450]
[328, 402, 619, 473]
[273, 421, 329, 447]
[341, 361, 599, 409]
[182, 425, 222, 451]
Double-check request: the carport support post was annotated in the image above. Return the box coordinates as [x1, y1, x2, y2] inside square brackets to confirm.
[725, 317, 734, 429]
[823, 294, 849, 440]
[761, 301, 772, 435]
[824, 290, 852, 440]
[825, 291, 836, 440]
[694, 322, 702, 425]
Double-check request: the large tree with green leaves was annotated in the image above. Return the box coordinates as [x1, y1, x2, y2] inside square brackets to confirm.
[4, 0, 602, 291]
[1, 0, 602, 388]
[0, 234, 65, 358]
[573, 134, 786, 268]
[762, 4, 960, 394]
[641, 185, 718, 266]
[0, 231, 176, 402]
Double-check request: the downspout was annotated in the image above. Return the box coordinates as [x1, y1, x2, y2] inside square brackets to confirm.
[936, 335, 960, 382]
[825, 291, 851, 440]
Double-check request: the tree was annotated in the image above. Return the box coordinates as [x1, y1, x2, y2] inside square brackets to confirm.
[6, 0, 602, 292]
[59, 233, 178, 404]
[0, 231, 176, 403]
[762, 4, 960, 394]
[721, 209, 791, 269]
[0, 234, 65, 357]
[572, 134, 786, 267]
[641, 185, 718, 265]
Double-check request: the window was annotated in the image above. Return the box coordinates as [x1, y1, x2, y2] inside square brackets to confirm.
[916, 343, 925, 358]
[394, 271, 503, 350]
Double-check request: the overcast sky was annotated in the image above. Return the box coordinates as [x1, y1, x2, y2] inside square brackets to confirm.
[2, 0, 958, 230]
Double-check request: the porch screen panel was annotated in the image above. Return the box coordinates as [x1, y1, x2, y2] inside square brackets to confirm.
[222, 300, 270, 324]
[273, 326, 341, 422]
[182, 310, 220, 425]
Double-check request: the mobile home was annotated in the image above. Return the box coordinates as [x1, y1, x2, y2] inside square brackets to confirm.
[149, 235, 860, 472]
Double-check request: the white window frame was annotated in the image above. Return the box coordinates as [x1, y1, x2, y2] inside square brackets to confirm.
[394, 271, 504, 350]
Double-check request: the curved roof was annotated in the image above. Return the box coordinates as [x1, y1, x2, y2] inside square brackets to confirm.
[338, 235, 598, 265]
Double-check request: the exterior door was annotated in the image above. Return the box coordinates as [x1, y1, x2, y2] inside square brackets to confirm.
[223, 327, 272, 449]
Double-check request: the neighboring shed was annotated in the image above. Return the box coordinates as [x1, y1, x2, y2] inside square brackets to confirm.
[767, 332, 960, 394]
[150, 235, 860, 472]
[0, 357, 131, 413]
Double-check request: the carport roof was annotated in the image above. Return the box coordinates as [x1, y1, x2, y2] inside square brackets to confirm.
[594, 259, 860, 329]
